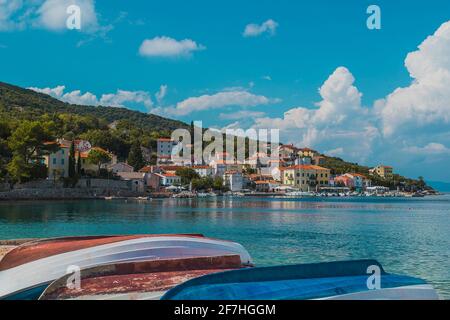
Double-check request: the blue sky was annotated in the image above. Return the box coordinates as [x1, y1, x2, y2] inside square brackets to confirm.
[1, 0, 450, 183]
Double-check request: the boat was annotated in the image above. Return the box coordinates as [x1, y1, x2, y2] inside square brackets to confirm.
[285, 191, 315, 197]
[39, 255, 246, 300]
[161, 260, 439, 300]
[0, 234, 253, 300]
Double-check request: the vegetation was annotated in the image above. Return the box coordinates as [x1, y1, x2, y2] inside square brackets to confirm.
[0, 81, 433, 191]
[175, 167, 200, 186]
[322, 156, 432, 191]
[191, 176, 229, 192]
[127, 142, 146, 171]
[87, 149, 112, 174]
[0, 81, 191, 184]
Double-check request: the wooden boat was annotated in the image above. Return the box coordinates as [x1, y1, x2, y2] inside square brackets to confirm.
[39, 255, 246, 300]
[161, 260, 440, 300]
[0, 234, 253, 300]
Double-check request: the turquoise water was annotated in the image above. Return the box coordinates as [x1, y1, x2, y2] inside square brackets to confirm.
[0, 195, 449, 299]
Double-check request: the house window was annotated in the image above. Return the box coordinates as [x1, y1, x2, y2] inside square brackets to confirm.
[61, 149, 64, 155]
[61, 159, 64, 165]
[53, 158, 56, 165]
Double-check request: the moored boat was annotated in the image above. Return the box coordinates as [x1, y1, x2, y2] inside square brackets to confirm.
[0, 234, 253, 300]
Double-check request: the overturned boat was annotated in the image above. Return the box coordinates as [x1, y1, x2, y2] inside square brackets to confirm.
[0, 234, 253, 300]
[39, 255, 246, 300]
[161, 260, 440, 300]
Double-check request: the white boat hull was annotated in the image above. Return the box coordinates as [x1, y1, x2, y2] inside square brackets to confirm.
[0, 235, 252, 299]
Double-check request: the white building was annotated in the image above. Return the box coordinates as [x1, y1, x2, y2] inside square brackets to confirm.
[154, 173, 181, 187]
[157, 138, 178, 164]
[108, 162, 134, 173]
[192, 165, 214, 177]
[223, 171, 243, 192]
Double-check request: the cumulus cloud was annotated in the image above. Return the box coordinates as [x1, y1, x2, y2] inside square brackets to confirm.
[36, 0, 98, 32]
[163, 90, 280, 116]
[243, 19, 278, 37]
[250, 67, 381, 163]
[0, 0, 100, 32]
[378, 21, 450, 136]
[139, 36, 205, 58]
[232, 21, 450, 180]
[29, 85, 154, 110]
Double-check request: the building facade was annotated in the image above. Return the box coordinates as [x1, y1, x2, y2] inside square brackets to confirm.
[157, 138, 178, 164]
[281, 165, 331, 191]
[370, 165, 393, 180]
[44, 144, 70, 180]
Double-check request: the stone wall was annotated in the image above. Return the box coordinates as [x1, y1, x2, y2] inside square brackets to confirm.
[0, 185, 143, 201]
[76, 178, 130, 190]
[0, 178, 145, 200]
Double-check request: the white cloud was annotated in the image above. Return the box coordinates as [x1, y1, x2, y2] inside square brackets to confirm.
[236, 21, 450, 180]
[243, 19, 278, 37]
[250, 66, 378, 163]
[139, 36, 205, 58]
[36, 0, 98, 32]
[379, 21, 450, 136]
[262, 75, 272, 81]
[404, 143, 450, 155]
[155, 84, 168, 105]
[0, 0, 100, 32]
[325, 147, 344, 157]
[219, 110, 266, 120]
[29, 85, 154, 110]
[164, 90, 280, 116]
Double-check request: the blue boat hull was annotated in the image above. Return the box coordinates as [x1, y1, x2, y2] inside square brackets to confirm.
[161, 260, 430, 300]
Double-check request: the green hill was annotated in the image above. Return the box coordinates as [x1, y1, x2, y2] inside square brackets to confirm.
[0, 81, 189, 132]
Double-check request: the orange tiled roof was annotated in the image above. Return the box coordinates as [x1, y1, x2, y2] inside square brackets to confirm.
[280, 165, 329, 171]
[162, 172, 178, 177]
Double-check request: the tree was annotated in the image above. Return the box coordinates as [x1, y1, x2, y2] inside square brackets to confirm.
[7, 120, 58, 183]
[127, 142, 146, 171]
[87, 149, 111, 175]
[176, 167, 199, 185]
[68, 141, 76, 178]
[76, 152, 82, 175]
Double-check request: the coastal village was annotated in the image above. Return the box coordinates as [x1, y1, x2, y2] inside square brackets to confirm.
[0, 136, 433, 200]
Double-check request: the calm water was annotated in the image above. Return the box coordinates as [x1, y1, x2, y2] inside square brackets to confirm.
[0, 195, 449, 299]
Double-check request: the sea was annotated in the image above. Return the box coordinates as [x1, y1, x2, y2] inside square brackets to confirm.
[0, 194, 449, 299]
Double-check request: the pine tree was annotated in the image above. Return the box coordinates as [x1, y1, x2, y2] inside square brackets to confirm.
[128, 141, 145, 171]
[68, 141, 76, 178]
[76, 152, 82, 176]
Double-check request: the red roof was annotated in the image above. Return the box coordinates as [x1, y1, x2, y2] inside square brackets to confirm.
[280, 165, 329, 171]
[192, 165, 211, 169]
[162, 173, 178, 177]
